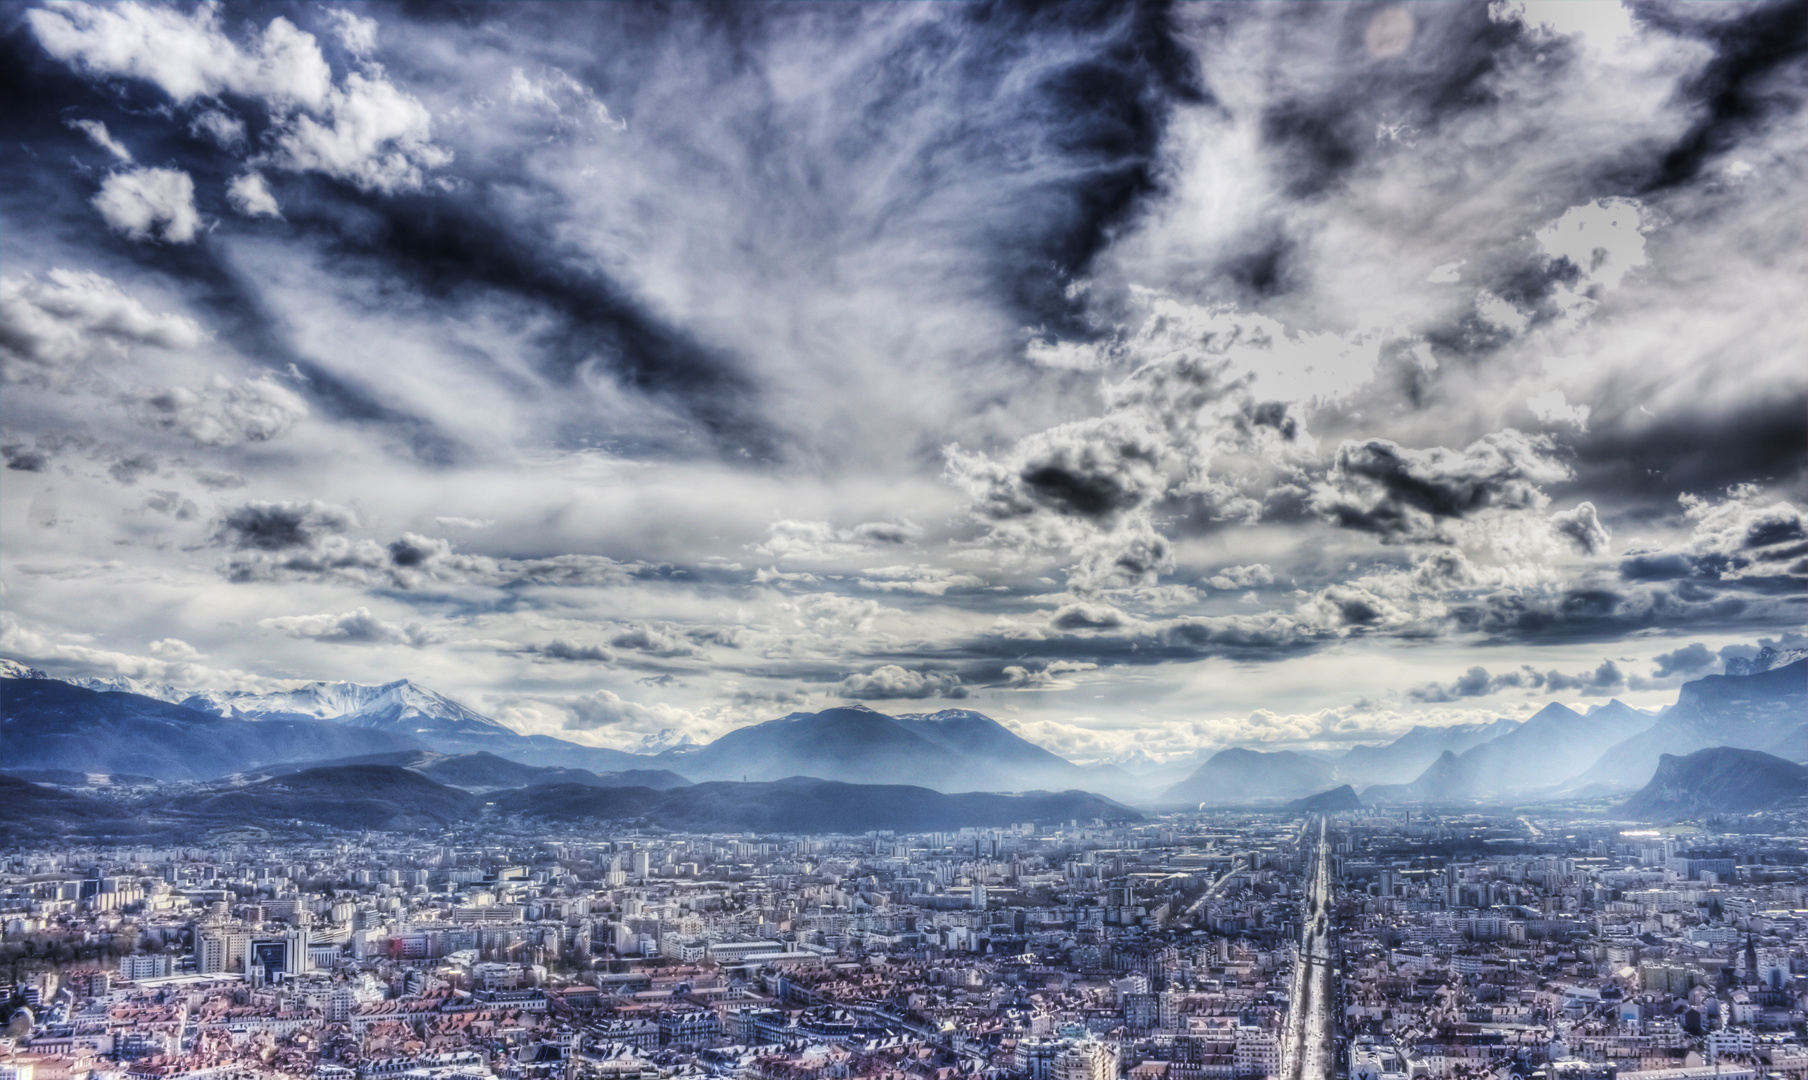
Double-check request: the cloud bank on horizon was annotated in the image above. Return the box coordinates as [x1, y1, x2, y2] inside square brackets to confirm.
[1, 0, 1802, 766]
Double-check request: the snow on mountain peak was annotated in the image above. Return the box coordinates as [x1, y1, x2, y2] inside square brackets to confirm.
[1, 658, 50, 680]
[632, 728, 698, 753]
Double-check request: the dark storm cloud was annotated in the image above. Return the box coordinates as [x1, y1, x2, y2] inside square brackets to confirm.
[213, 499, 356, 551]
[948, 1, 1208, 331]
[1651, 641, 1715, 678]
[1455, 577, 1804, 646]
[1638, 0, 1808, 193]
[1617, 496, 1808, 587]
[1408, 664, 1547, 703]
[1543, 658, 1626, 694]
[1572, 394, 1808, 501]
[1247, 5, 1521, 198]
[285, 187, 776, 461]
[2, 442, 49, 471]
[1551, 501, 1611, 556]
[1312, 430, 1567, 541]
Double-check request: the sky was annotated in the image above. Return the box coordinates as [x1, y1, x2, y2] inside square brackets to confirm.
[1, 0, 1803, 767]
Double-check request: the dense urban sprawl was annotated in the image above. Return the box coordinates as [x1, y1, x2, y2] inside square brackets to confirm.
[7, 810, 1808, 1080]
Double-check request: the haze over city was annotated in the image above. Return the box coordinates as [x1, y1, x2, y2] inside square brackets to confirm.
[1, 0, 1803, 767]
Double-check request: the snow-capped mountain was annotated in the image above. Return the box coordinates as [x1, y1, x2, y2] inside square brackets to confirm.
[69, 675, 190, 703]
[1726, 645, 1808, 677]
[630, 728, 699, 755]
[4, 664, 654, 777]
[1, 659, 49, 681]
[181, 679, 515, 741]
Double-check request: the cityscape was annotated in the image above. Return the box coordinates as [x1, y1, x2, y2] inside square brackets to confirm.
[3, 647, 1808, 1080]
[2, 4, 1805, 1080]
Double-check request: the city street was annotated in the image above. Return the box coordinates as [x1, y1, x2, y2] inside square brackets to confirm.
[1284, 816, 1337, 1080]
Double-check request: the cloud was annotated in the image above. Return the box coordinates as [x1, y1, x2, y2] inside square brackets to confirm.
[557, 688, 703, 742]
[0, 270, 204, 386]
[0, 612, 272, 693]
[835, 665, 967, 700]
[1206, 564, 1274, 590]
[1001, 660, 1098, 690]
[1620, 486, 1807, 584]
[1051, 601, 1129, 631]
[507, 66, 626, 132]
[1313, 430, 1570, 542]
[259, 607, 443, 647]
[271, 70, 452, 193]
[755, 519, 924, 562]
[1536, 197, 1651, 293]
[946, 336, 1314, 591]
[30, 1, 447, 193]
[67, 118, 131, 161]
[323, 9, 379, 57]
[1543, 658, 1627, 694]
[1408, 664, 1548, 703]
[143, 490, 198, 520]
[1492, 0, 1636, 45]
[855, 565, 985, 596]
[107, 451, 160, 486]
[1551, 501, 1611, 556]
[147, 637, 202, 660]
[214, 500, 358, 552]
[123, 376, 309, 446]
[533, 639, 614, 663]
[92, 167, 201, 243]
[226, 172, 282, 218]
[209, 508, 639, 592]
[1651, 641, 1716, 679]
[27, 1, 333, 107]
[608, 624, 699, 658]
[189, 109, 247, 150]
[2, 442, 51, 472]
[1526, 388, 1589, 431]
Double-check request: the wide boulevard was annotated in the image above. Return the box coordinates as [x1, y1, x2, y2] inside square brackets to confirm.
[1284, 815, 1337, 1080]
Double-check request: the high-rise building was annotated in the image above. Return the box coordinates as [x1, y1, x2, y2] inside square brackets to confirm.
[197, 928, 249, 974]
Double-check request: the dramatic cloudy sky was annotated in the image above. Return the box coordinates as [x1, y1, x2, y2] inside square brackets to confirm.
[2, 0, 1803, 764]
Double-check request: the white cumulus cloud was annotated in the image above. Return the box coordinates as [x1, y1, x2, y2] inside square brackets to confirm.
[92, 167, 201, 243]
[226, 172, 282, 218]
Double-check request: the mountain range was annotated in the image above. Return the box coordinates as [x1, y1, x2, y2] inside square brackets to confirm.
[1620, 747, 1808, 821]
[175, 680, 651, 773]
[1, 764, 1137, 837]
[215, 750, 693, 793]
[1156, 658, 1804, 807]
[4, 651, 1802, 811]
[492, 776, 1139, 833]
[642, 704, 1130, 794]
[0, 677, 425, 780]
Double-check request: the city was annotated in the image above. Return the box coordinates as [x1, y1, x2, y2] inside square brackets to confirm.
[8, 786, 1808, 1080]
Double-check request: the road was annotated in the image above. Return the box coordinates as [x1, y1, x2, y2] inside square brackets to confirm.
[1185, 856, 1246, 918]
[1283, 816, 1336, 1080]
